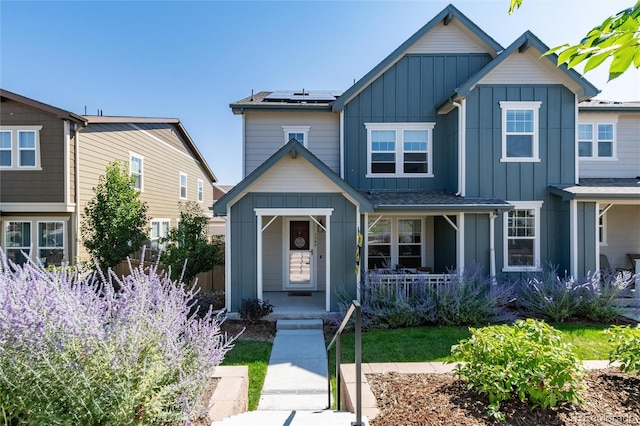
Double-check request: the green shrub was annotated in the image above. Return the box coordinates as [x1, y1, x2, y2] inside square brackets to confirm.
[607, 325, 640, 375]
[451, 318, 585, 420]
[239, 298, 274, 323]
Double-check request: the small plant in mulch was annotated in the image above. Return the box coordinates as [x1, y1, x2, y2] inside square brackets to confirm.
[239, 298, 274, 324]
[607, 324, 640, 375]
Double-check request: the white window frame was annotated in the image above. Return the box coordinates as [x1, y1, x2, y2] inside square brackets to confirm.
[367, 216, 425, 270]
[0, 130, 13, 167]
[499, 101, 541, 163]
[129, 152, 144, 191]
[37, 221, 65, 265]
[150, 219, 171, 253]
[4, 221, 32, 264]
[282, 126, 310, 147]
[503, 201, 543, 272]
[0, 126, 43, 170]
[179, 172, 188, 199]
[365, 123, 435, 177]
[578, 119, 617, 160]
[197, 179, 204, 203]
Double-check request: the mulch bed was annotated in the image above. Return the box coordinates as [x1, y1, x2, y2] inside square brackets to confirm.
[220, 319, 277, 341]
[368, 368, 640, 426]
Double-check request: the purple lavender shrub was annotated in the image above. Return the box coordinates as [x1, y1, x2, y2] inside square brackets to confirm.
[0, 251, 238, 424]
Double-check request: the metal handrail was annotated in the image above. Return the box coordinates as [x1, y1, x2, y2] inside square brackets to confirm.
[326, 300, 362, 426]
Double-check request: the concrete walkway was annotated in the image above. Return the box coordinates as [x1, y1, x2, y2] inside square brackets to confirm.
[257, 319, 329, 410]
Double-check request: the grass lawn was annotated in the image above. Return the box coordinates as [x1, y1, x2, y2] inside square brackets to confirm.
[221, 340, 272, 410]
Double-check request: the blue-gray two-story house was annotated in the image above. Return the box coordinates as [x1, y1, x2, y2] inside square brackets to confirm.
[213, 4, 639, 314]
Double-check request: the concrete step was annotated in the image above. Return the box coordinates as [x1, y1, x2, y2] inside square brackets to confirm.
[276, 318, 324, 330]
[211, 410, 368, 426]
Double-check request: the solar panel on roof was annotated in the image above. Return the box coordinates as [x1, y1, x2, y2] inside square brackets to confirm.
[264, 90, 343, 103]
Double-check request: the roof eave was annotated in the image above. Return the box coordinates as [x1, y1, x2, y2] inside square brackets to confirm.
[230, 103, 333, 114]
[373, 203, 513, 212]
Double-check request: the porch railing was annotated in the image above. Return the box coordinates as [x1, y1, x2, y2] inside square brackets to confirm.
[326, 300, 363, 426]
[365, 272, 454, 301]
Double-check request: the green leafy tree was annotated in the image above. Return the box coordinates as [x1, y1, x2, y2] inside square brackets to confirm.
[82, 160, 149, 268]
[161, 201, 223, 284]
[510, 0, 640, 80]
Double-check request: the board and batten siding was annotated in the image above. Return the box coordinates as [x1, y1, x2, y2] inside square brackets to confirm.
[343, 53, 492, 191]
[0, 99, 66, 203]
[243, 111, 339, 177]
[579, 113, 640, 178]
[228, 192, 357, 312]
[78, 122, 214, 260]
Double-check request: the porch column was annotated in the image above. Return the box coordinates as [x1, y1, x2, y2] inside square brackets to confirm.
[489, 212, 497, 280]
[325, 213, 331, 312]
[225, 207, 232, 311]
[635, 259, 640, 299]
[570, 200, 578, 278]
[256, 213, 263, 301]
[458, 213, 465, 274]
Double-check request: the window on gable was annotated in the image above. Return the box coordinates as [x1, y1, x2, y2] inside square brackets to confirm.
[499, 101, 541, 162]
[130, 153, 143, 191]
[179, 172, 188, 199]
[503, 201, 542, 271]
[197, 179, 204, 203]
[579, 122, 615, 159]
[282, 126, 310, 147]
[365, 123, 434, 177]
[0, 126, 42, 169]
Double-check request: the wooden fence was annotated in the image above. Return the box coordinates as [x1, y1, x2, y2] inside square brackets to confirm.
[114, 260, 224, 293]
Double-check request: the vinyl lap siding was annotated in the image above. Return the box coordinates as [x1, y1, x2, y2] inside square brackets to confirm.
[579, 113, 640, 178]
[250, 156, 339, 193]
[406, 19, 496, 54]
[602, 205, 640, 269]
[244, 111, 339, 176]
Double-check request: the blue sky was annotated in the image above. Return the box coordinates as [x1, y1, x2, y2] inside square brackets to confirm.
[2, 0, 638, 185]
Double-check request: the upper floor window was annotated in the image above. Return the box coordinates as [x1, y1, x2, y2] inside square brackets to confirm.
[0, 126, 42, 169]
[499, 101, 541, 162]
[578, 123, 615, 159]
[197, 179, 204, 203]
[282, 126, 310, 147]
[503, 201, 542, 272]
[130, 153, 143, 191]
[179, 172, 188, 199]
[365, 123, 434, 177]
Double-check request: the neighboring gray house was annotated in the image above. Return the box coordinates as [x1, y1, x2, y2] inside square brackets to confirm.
[213, 4, 638, 314]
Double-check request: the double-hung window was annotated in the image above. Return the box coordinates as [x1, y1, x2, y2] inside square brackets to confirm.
[500, 101, 541, 162]
[0, 126, 42, 169]
[282, 126, 310, 147]
[38, 221, 64, 264]
[130, 153, 143, 191]
[503, 201, 542, 271]
[5, 221, 31, 265]
[197, 179, 204, 203]
[179, 172, 188, 199]
[367, 217, 423, 270]
[578, 122, 615, 159]
[365, 123, 434, 177]
[150, 220, 170, 251]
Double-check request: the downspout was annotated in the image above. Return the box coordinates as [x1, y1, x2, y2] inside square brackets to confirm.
[451, 100, 466, 197]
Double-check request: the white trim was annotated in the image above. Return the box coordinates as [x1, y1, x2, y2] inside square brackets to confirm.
[574, 95, 579, 184]
[129, 152, 144, 192]
[339, 111, 344, 179]
[254, 208, 334, 216]
[224, 209, 231, 312]
[197, 179, 204, 203]
[282, 126, 310, 147]
[489, 212, 497, 279]
[365, 122, 436, 177]
[36, 220, 65, 265]
[598, 206, 608, 246]
[282, 217, 317, 290]
[64, 121, 70, 205]
[577, 120, 617, 160]
[499, 101, 541, 163]
[325, 213, 331, 312]
[355, 206, 361, 303]
[2, 217, 71, 265]
[0, 125, 43, 170]
[74, 124, 81, 262]
[458, 213, 465, 274]
[502, 200, 543, 272]
[0, 203, 75, 213]
[179, 172, 188, 199]
[570, 200, 578, 277]
[241, 114, 246, 179]
[256, 214, 263, 301]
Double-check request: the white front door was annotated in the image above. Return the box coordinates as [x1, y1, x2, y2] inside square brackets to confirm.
[285, 219, 315, 289]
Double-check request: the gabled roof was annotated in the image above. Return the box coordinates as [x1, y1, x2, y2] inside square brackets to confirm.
[437, 31, 600, 111]
[84, 115, 217, 183]
[550, 178, 640, 201]
[332, 4, 503, 111]
[362, 190, 512, 212]
[0, 88, 87, 125]
[212, 139, 374, 215]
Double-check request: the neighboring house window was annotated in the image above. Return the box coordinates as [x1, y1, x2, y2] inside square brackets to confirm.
[179, 172, 188, 199]
[578, 122, 615, 159]
[503, 201, 542, 271]
[365, 123, 435, 177]
[197, 179, 204, 203]
[282, 126, 310, 147]
[150, 220, 170, 255]
[599, 209, 607, 245]
[0, 126, 42, 169]
[130, 153, 143, 191]
[38, 221, 64, 265]
[5, 221, 31, 265]
[499, 101, 541, 162]
[0, 131, 12, 167]
[367, 217, 423, 270]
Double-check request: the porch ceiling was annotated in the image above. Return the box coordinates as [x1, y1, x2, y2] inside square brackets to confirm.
[360, 190, 512, 212]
